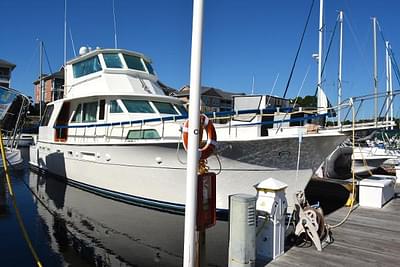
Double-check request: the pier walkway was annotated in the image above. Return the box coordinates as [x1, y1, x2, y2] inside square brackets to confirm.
[267, 183, 400, 267]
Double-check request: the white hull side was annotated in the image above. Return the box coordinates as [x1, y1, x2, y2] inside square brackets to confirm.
[30, 134, 345, 212]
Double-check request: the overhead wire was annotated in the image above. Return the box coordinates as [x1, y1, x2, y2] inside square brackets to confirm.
[282, 0, 315, 98]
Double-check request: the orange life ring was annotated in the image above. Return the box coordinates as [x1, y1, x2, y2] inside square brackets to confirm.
[182, 114, 217, 160]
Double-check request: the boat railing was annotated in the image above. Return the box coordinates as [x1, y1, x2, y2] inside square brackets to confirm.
[54, 107, 329, 142]
[53, 89, 399, 142]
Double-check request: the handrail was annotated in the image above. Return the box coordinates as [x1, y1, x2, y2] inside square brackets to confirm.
[53, 110, 327, 130]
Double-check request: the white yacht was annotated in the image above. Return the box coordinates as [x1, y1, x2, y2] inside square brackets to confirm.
[29, 48, 346, 215]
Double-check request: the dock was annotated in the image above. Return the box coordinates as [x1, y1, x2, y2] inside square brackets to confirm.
[267, 180, 400, 266]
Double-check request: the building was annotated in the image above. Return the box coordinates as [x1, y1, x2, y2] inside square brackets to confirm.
[0, 59, 16, 88]
[173, 85, 243, 113]
[33, 67, 64, 104]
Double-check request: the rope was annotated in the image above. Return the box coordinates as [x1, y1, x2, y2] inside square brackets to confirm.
[282, 0, 315, 98]
[0, 133, 43, 267]
[328, 99, 357, 229]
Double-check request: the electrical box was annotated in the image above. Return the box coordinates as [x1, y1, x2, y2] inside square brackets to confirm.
[197, 172, 216, 231]
[228, 194, 257, 267]
[255, 178, 288, 260]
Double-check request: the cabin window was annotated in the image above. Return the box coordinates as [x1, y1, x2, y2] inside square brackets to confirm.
[123, 54, 145, 71]
[110, 100, 123, 113]
[99, 99, 106, 120]
[73, 56, 102, 78]
[40, 104, 54, 126]
[175, 104, 188, 115]
[144, 61, 155, 75]
[82, 102, 98, 122]
[153, 101, 178, 115]
[126, 129, 160, 140]
[103, 53, 123, 68]
[71, 104, 82, 123]
[122, 99, 154, 113]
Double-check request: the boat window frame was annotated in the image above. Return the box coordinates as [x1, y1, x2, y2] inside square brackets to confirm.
[72, 55, 102, 78]
[109, 99, 124, 113]
[40, 104, 54, 126]
[102, 53, 124, 69]
[122, 54, 146, 72]
[152, 101, 179, 115]
[174, 104, 188, 116]
[126, 129, 160, 140]
[143, 60, 155, 75]
[121, 99, 155, 114]
[70, 103, 82, 123]
[82, 101, 98, 123]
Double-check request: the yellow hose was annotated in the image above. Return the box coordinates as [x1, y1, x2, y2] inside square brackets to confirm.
[328, 99, 357, 229]
[0, 133, 43, 267]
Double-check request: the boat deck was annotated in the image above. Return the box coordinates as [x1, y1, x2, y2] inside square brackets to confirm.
[265, 180, 400, 267]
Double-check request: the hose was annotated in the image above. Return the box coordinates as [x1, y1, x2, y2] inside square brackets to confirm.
[328, 99, 357, 229]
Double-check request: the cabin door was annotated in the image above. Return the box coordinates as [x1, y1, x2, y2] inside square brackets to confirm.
[55, 102, 70, 142]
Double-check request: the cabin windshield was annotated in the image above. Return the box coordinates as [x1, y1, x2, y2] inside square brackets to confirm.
[123, 54, 146, 72]
[175, 104, 187, 115]
[122, 99, 154, 113]
[153, 101, 178, 115]
[144, 60, 155, 75]
[103, 53, 123, 68]
[73, 56, 102, 78]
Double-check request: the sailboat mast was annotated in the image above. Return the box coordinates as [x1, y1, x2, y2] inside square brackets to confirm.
[316, 0, 328, 116]
[389, 44, 394, 129]
[373, 17, 378, 126]
[385, 41, 390, 128]
[338, 11, 343, 127]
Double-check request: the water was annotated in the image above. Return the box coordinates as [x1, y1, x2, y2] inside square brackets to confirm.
[0, 149, 228, 266]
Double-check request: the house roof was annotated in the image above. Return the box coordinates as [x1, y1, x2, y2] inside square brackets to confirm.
[174, 85, 244, 100]
[0, 59, 16, 70]
[33, 67, 64, 84]
[157, 80, 177, 95]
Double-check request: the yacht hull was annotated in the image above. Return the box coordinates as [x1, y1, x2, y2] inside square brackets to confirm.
[29, 134, 345, 214]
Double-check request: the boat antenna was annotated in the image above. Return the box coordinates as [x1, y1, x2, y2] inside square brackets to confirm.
[113, 0, 118, 48]
[266, 73, 280, 107]
[69, 27, 77, 57]
[251, 75, 255, 95]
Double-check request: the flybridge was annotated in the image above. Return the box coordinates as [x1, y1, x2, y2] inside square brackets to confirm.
[63, 48, 164, 99]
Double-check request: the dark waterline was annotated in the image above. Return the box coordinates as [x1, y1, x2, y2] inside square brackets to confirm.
[0, 148, 228, 266]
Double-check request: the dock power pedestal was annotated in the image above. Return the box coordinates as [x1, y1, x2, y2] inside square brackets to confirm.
[228, 194, 257, 267]
[255, 178, 288, 260]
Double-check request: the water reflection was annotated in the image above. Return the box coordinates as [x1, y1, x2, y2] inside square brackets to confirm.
[28, 170, 229, 266]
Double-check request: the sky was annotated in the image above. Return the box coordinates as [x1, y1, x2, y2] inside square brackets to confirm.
[1, 0, 400, 117]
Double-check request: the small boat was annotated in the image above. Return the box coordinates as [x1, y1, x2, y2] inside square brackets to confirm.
[0, 86, 30, 169]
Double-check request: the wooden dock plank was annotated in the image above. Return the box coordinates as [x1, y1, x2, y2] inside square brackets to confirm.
[266, 183, 400, 266]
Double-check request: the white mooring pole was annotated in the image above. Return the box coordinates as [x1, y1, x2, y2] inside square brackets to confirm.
[337, 11, 343, 127]
[183, 0, 204, 266]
